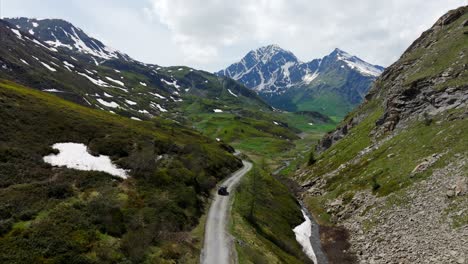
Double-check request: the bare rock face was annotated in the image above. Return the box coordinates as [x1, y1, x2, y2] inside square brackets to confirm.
[343, 159, 468, 264]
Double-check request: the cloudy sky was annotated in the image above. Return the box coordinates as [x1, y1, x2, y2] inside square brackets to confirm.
[1, 0, 466, 71]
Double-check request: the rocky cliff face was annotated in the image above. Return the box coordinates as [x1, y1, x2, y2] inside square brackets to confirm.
[298, 6, 468, 264]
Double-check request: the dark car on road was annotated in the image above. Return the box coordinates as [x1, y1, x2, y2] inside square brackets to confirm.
[218, 186, 229, 196]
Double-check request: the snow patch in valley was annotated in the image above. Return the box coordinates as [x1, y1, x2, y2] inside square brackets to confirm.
[20, 59, 29, 65]
[43, 143, 128, 178]
[32, 22, 39, 28]
[139, 82, 147, 87]
[213, 109, 223, 113]
[130, 117, 142, 121]
[293, 209, 317, 264]
[28, 29, 35, 35]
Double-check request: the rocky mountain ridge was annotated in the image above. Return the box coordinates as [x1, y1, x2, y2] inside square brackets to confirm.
[297, 6, 467, 264]
[218, 45, 384, 116]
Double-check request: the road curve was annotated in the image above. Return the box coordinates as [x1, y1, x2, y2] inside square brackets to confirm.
[201, 160, 253, 264]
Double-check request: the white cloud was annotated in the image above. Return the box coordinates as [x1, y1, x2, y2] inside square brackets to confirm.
[147, 0, 466, 69]
[3, 0, 466, 71]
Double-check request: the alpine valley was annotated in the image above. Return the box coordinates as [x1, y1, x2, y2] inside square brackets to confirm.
[0, 4, 467, 264]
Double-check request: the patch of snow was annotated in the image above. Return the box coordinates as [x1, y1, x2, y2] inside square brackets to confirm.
[281, 61, 295, 80]
[213, 109, 223, 113]
[149, 92, 166, 100]
[68, 27, 118, 60]
[303, 71, 319, 84]
[154, 103, 168, 112]
[103, 92, 113, 98]
[293, 209, 317, 264]
[62, 60, 75, 71]
[85, 69, 94, 75]
[228, 89, 238, 98]
[43, 89, 63, 93]
[28, 29, 35, 35]
[273, 121, 279, 125]
[40, 61, 57, 72]
[130, 117, 142, 121]
[161, 78, 180, 89]
[32, 22, 39, 28]
[10, 28, 23, 39]
[125, 99, 137, 106]
[114, 69, 121, 73]
[138, 109, 149, 114]
[45, 33, 74, 50]
[105, 76, 125, 86]
[20, 59, 29, 65]
[97, 98, 120, 108]
[308, 123, 314, 126]
[216, 138, 221, 142]
[77, 72, 110, 87]
[139, 82, 147, 87]
[43, 143, 128, 178]
[178, 68, 183, 71]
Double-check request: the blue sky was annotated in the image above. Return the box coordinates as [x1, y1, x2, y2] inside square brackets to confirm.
[1, 0, 466, 71]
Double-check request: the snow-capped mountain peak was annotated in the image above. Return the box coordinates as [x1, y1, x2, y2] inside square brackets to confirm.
[217, 45, 384, 113]
[5, 17, 127, 61]
[329, 48, 383, 77]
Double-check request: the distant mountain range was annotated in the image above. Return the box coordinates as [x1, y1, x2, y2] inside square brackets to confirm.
[1, 17, 272, 121]
[217, 45, 384, 117]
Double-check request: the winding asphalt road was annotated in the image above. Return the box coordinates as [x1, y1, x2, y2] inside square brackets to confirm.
[201, 160, 253, 264]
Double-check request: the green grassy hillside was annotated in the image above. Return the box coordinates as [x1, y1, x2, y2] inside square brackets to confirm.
[0, 79, 242, 263]
[296, 7, 468, 263]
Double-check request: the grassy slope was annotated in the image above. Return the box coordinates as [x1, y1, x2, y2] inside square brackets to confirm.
[230, 164, 312, 264]
[0, 80, 242, 263]
[301, 10, 468, 226]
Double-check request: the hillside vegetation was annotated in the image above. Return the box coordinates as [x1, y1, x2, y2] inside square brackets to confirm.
[0, 80, 242, 263]
[296, 7, 468, 263]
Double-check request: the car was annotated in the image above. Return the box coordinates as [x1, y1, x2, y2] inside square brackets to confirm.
[218, 186, 229, 196]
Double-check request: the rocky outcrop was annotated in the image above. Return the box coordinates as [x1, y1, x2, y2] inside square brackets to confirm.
[344, 159, 467, 264]
[316, 6, 468, 153]
[301, 6, 468, 264]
